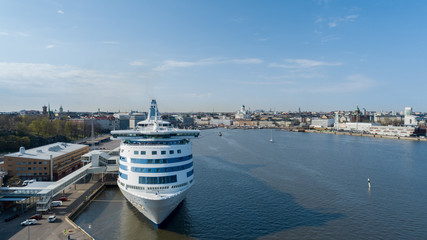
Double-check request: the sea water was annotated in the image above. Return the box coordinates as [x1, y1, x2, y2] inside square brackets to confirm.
[75, 129, 427, 239]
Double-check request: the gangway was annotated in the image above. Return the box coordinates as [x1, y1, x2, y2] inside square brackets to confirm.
[0, 163, 94, 212]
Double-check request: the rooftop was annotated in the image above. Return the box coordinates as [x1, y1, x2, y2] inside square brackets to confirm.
[5, 142, 88, 161]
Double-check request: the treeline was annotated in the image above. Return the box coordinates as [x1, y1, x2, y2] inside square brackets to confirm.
[0, 115, 100, 153]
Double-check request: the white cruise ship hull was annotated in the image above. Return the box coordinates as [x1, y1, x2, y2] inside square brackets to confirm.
[118, 182, 190, 225]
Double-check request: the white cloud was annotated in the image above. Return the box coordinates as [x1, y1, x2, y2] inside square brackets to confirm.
[0, 32, 8, 36]
[328, 15, 359, 28]
[239, 80, 294, 86]
[231, 58, 263, 64]
[57, 10, 64, 14]
[130, 60, 146, 66]
[154, 58, 263, 71]
[101, 41, 119, 44]
[269, 59, 342, 69]
[45, 45, 55, 49]
[16, 32, 29, 37]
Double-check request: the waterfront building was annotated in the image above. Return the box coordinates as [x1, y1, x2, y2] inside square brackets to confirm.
[3, 143, 89, 181]
[233, 120, 257, 127]
[343, 122, 380, 132]
[210, 117, 233, 127]
[310, 118, 335, 128]
[369, 125, 418, 137]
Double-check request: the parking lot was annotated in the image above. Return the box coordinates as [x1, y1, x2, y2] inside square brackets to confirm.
[0, 180, 99, 240]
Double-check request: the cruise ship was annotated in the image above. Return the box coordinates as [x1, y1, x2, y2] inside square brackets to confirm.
[111, 100, 200, 225]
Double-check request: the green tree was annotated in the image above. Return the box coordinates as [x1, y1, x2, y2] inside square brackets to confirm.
[6, 176, 22, 187]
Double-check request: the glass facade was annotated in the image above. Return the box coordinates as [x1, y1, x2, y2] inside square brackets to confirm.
[131, 154, 192, 164]
[139, 175, 177, 184]
[131, 162, 193, 173]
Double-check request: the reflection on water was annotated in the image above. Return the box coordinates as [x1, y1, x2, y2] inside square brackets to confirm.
[76, 129, 427, 239]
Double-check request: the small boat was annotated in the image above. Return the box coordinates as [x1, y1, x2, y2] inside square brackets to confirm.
[270, 129, 274, 143]
[218, 132, 222, 136]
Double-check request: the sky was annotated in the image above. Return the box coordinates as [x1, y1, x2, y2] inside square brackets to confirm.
[1, 0, 427, 113]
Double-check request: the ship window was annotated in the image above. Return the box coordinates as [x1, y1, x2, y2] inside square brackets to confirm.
[169, 150, 174, 154]
[152, 151, 157, 155]
[155, 159, 160, 164]
[162, 159, 167, 163]
[161, 151, 166, 155]
[147, 159, 153, 164]
[187, 169, 194, 177]
[177, 149, 181, 154]
[134, 151, 139, 155]
[141, 151, 146, 155]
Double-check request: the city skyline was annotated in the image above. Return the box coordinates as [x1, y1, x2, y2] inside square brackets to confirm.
[1, 1, 427, 112]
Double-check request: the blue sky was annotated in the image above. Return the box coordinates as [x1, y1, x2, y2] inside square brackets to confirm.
[1, 1, 426, 113]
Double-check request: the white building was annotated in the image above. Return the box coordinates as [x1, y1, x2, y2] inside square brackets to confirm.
[343, 122, 380, 132]
[369, 125, 416, 137]
[210, 117, 233, 126]
[404, 107, 420, 126]
[235, 105, 251, 120]
[310, 118, 334, 128]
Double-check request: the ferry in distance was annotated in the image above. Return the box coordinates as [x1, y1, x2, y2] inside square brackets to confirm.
[111, 100, 200, 225]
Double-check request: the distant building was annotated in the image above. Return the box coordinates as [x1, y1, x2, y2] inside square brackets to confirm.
[130, 112, 147, 129]
[235, 105, 251, 120]
[310, 118, 334, 128]
[343, 122, 380, 132]
[369, 125, 418, 137]
[210, 116, 232, 127]
[113, 113, 130, 130]
[3, 142, 89, 181]
[404, 107, 421, 126]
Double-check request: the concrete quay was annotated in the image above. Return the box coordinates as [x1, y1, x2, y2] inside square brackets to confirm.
[0, 179, 103, 240]
[305, 129, 427, 142]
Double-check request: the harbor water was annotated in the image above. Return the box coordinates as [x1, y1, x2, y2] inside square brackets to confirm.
[75, 129, 427, 239]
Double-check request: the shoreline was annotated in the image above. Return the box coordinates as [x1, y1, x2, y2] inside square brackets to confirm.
[206, 126, 427, 142]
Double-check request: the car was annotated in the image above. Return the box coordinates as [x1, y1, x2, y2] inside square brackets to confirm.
[51, 201, 63, 207]
[30, 214, 42, 220]
[59, 197, 68, 201]
[21, 219, 37, 226]
[48, 215, 57, 222]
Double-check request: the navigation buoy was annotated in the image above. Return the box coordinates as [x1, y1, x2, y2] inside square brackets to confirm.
[368, 178, 371, 189]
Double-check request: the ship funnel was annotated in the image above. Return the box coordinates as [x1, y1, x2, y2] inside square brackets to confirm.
[149, 99, 160, 121]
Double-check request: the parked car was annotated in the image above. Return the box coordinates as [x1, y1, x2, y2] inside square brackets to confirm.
[59, 197, 68, 201]
[48, 215, 57, 222]
[30, 214, 42, 220]
[51, 201, 63, 207]
[21, 219, 37, 226]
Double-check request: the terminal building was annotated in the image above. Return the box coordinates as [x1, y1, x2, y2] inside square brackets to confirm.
[3, 142, 89, 182]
